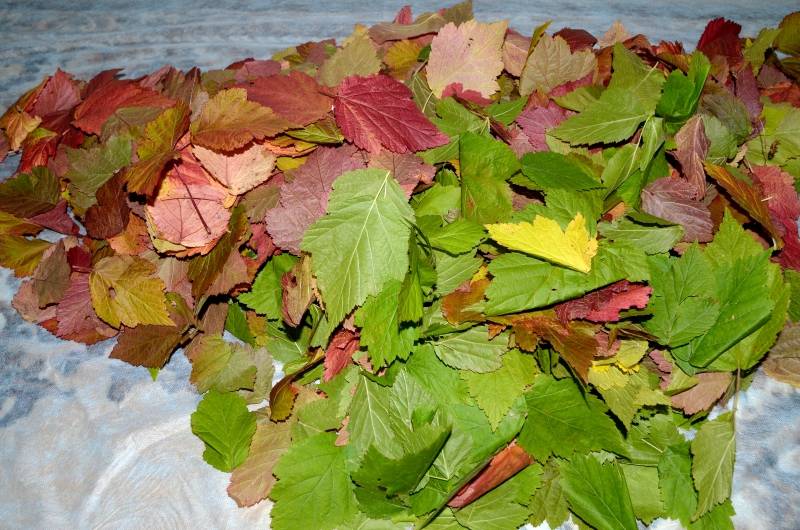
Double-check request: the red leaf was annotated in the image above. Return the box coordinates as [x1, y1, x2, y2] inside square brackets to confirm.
[194, 142, 277, 196]
[84, 173, 130, 239]
[56, 272, 117, 344]
[449, 442, 532, 508]
[515, 101, 571, 152]
[245, 71, 333, 127]
[73, 78, 174, 135]
[555, 280, 652, 323]
[28, 200, 79, 235]
[264, 144, 365, 254]
[334, 74, 448, 153]
[367, 150, 435, 197]
[323, 329, 360, 382]
[145, 150, 231, 251]
[751, 165, 800, 270]
[553, 28, 598, 52]
[641, 176, 713, 242]
[696, 18, 742, 64]
[674, 115, 709, 199]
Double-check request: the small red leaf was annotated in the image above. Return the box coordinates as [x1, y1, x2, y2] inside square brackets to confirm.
[696, 18, 742, 64]
[449, 442, 533, 508]
[323, 329, 360, 382]
[555, 280, 652, 323]
[641, 176, 713, 243]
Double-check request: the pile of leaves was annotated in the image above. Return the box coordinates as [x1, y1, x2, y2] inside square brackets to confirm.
[1, 2, 800, 528]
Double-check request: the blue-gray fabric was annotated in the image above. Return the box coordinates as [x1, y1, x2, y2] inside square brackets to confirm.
[0, 2, 798, 529]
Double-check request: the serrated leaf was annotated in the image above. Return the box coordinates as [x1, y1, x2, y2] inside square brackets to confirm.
[301, 168, 415, 326]
[191, 389, 256, 472]
[432, 325, 507, 373]
[691, 412, 735, 519]
[487, 213, 598, 273]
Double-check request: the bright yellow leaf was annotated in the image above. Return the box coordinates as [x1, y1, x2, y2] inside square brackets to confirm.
[486, 213, 598, 273]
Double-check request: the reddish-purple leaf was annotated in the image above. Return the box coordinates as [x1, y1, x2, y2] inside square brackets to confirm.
[84, 173, 130, 239]
[555, 280, 652, 323]
[264, 144, 365, 254]
[323, 329, 360, 382]
[696, 18, 742, 64]
[674, 115, 709, 200]
[449, 442, 533, 508]
[671, 371, 732, 415]
[334, 74, 448, 153]
[515, 101, 571, 152]
[641, 176, 713, 243]
[751, 165, 800, 270]
[56, 272, 118, 344]
[245, 71, 333, 127]
[73, 78, 174, 135]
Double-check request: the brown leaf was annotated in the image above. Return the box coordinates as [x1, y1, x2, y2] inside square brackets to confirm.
[31, 239, 71, 308]
[281, 256, 314, 327]
[704, 162, 783, 247]
[84, 173, 130, 239]
[244, 71, 332, 127]
[368, 150, 436, 197]
[56, 272, 118, 344]
[442, 278, 489, 325]
[763, 322, 800, 388]
[449, 442, 533, 508]
[228, 419, 292, 507]
[671, 371, 732, 415]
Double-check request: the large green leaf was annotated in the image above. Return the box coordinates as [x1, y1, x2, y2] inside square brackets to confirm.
[302, 168, 415, 326]
[271, 432, 358, 530]
[432, 326, 508, 372]
[692, 412, 735, 520]
[560, 455, 638, 530]
[519, 375, 625, 461]
[190, 390, 256, 472]
[355, 280, 418, 368]
[459, 132, 520, 224]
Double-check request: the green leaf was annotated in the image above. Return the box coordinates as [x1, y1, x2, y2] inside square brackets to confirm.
[239, 253, 298, 319]
[271, 432, 358, 530]
[461, 349, 537, 429]
[528, 458, 570, 529]
[644, 246, 720, 347]
[658, 443, 698, 525]
[412, 184, 462, 218]
[190, 389, 256, 472]
[0, 236, 50, 276]
[426, 218, 485, 255]
[0, 166, 60, 218]
[188, 335, 257, 393]
[348, 376, 402, 458]
[459, 132, 520, 224]
[519, 375, 625, 461]
[560, 454, 638, 530]
[486, 97, 528, 126]
[692, 412, 735, 519]
[598, 216, 683, 254]
[552, 44, 664, 145]
[435, 250, 483, 296]
[432, 326, 507, 372]
[620, 463, 664, 523]
[225, 301, 255, 345]
[353, 422, 450, 496]
[689, 499, 735, 530]
[302, 168, 414, 326]
[65, 135, 132, 212]
[656, 52, 711, 125]
[520, 151, 603, 191]
[355, 280, 418, 368]
[485, 241, 648, 315]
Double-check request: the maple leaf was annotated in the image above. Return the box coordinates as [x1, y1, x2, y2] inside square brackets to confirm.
[73, 78, 174, 134]
[519, 34, 596, 96]
[334, 74, 448, 153]
[486, 213, 598, 273]
[145, 151, 231, 251]
[555, 280, 652, 323]
[641, 176, 713, 243]
[265, 144, 365, 254]
[244, 71, 332, 127]
[194, 142, 277, 197]
[190, 88, 290, 151]
[427, 20, 507, 99]
[89, 254, 173, 328]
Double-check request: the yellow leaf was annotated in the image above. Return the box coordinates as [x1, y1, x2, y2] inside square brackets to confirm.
[486, 213, 598, 273]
